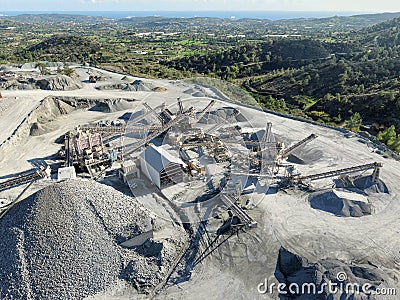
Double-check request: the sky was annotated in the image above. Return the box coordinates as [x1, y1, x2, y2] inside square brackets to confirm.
[1, 0, 400, 12]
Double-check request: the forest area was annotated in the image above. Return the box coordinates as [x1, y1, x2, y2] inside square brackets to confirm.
[2, 12, 400, 151]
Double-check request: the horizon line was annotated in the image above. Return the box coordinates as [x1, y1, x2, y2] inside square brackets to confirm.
[1, 10, 396, 13]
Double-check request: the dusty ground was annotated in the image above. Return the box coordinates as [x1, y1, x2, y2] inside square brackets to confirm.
[0, 65, 399, 299]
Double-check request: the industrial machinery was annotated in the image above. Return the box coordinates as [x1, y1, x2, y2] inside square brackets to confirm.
[60, 126, 122, 178]
[187, 160, 205, 176]
[279, 133, 318, 159]
[220, 193, 257, 228]
[0, 167, 50, 192]
[290, 162, 383, 185]
[191, 100, 216, 124]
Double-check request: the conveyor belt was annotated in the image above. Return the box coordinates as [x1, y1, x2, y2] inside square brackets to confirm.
[81, 125, 126, 134]
[293, 162, 382, 182]
[230, 172, 273, 178]
[282, 133, 317, 158]
[125, 103, 166, 127]
[192, 100, 216, 124]
[206, 109, 240, 134]
[124, 110, 193, 156]
[220, 193, 257, 228]
[143, 102, 164, 124]
[0, 170, 44, 192]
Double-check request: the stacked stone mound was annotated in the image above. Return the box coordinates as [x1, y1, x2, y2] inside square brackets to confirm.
[0, 77, 36, 90]
[275, 247, 394, 299]
[309, 189, 371, 217]
[96, 80, 154, 92]
[198, 107, 247, 124]
[0, 180, 184, 299]
[0, 73, 81, 91]
[152, 86, 167, 92]
[36, 75, 82, 91]
[89, 98, 135, 113]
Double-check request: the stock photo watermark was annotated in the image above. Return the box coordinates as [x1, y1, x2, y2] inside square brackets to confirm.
[257, 272, 397, 296]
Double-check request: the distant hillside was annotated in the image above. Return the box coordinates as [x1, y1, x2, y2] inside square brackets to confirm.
[118, 16, 237, 30]
[3, 14, 112, 23]
[164, 39, 335, 80]
[17, 35, 100, 63]
[356, 17, 400, 47]
[118, 12, 400, 31]
[275, 12, 400, 28]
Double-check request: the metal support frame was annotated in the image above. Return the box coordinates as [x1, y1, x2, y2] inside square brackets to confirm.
[281, 133, 318, 158]
[292, 162, 383, 183]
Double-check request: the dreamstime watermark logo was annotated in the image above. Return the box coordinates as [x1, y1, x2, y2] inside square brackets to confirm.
[257, 272, 397, 296]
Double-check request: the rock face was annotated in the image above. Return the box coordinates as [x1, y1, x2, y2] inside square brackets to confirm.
[35, 75, 82, 91]
[0, 180, 185, 299]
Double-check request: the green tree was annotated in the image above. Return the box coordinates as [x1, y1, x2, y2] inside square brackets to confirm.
[345, 112, 362, 131]
[377, 125, 397, 144]
[35, 62, 50, 75]
[62, 65, 75, 77]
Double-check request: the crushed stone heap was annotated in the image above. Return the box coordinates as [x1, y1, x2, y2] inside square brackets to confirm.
[0, 180, 185, 299]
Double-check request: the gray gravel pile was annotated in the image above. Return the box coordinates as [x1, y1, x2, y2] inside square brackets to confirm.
[125, 80, 154, 92]
[275, 247, 394, 299]
[96, 80, 154, 92]
[0, 79, 36, 90]
[287, 146, 323, 164]
[192, 91, 205, 97]
[20, 62, 66, 69]
[183, 88, 196, 94]
[36, 75, 82, 91]
[309, 189, 372, 217]
[121, 237, 186, 291]
[0, 180, 184, 299]
[353, 175, 389, 194]
[89, 98, 135, 113]
[0, 74, 81, 91]
[198, 107, 246, 124]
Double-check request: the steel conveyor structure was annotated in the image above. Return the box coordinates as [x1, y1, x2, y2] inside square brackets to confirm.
[0, 169, 47, 192]
[220, 193, 257, 228]
[281, 133, 318, 158]
[292, 162, 383, 183]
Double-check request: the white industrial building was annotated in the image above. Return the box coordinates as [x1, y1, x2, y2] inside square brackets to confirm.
[139, 144, 186, 189]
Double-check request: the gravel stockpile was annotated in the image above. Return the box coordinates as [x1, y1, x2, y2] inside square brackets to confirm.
[198, 107, 247, 124]
[0, 74, 81, 91]
[0, 79, 36, 90]
[96, 80, 154, 92]
[353, 175, 389, 194]
[0, 180, 184, 299]
[309, 189, 372, 217]
[36, 75, 82, 91]
[89, 98, 135, 113]
[275, 247, 394, 299]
